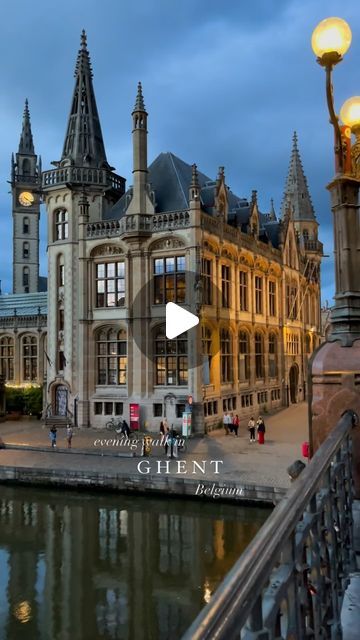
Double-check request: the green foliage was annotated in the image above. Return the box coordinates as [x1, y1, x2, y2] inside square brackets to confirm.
[5, 386, 43, 415]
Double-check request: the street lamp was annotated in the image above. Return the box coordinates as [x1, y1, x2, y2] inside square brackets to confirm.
[311, 17, 360, 345]
[309, 17, 360, 497]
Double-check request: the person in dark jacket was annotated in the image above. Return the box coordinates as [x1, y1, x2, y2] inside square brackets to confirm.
[256, 417, 266, 444]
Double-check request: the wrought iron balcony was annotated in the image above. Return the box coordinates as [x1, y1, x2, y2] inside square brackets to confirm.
[181, 410, 358, 640]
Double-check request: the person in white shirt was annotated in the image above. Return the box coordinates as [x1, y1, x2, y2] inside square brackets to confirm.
[223, 412, 232, 435]
[247, 417, 256, 442]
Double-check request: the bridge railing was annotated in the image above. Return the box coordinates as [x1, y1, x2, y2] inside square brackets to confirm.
[182, 410, 358, 640]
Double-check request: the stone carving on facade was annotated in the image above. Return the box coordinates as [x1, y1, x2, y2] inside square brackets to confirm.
[90, 245, 124, 257]
[350, 136, 360, 179]
[150, 238, 185, 251]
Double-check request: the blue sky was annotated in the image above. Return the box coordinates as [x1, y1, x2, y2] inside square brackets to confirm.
[1, 0, 359, 303]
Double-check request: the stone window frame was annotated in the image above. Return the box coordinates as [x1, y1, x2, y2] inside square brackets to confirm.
[153, 255, 186, 305]
[22, 334, 38, 382]
[55, 208, 69, 241]
[96, 327, 127, 386]
[95, 261, 126, 308]
[154, 324, 188, 386]
[0, 335, 14, 381]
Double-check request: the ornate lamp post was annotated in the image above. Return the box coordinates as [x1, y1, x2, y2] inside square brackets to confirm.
[309, 17, 360, 495]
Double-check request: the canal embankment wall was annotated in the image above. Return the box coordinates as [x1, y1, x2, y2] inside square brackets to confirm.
[0, 463, 286, 506]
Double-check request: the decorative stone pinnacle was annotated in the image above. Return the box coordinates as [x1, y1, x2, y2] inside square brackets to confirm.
[134, 82, 146, 112]
[191, 163, 199, 187]
[81, 29, 87, 50]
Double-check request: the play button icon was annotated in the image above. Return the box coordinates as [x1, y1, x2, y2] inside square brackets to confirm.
[166, 302, 199, 339]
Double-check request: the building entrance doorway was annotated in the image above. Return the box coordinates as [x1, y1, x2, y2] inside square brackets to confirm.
[55, 385, 68, 416]
[289, 365, 299, 404]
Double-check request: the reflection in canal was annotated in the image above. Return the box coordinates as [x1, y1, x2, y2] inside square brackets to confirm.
[0, 486, 270, 640]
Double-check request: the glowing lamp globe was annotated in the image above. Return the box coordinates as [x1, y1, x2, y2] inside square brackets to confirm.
[311, 17, 352, 59]
[340, 97, 360, 129]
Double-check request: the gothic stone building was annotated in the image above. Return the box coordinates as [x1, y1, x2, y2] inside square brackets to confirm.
[0, 32, 322, 432]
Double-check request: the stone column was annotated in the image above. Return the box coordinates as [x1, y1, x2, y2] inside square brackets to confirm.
[310, 176, 360, 496]
[76, 195, 90, 428]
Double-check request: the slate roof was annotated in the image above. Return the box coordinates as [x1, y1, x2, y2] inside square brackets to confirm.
[0, 292, 47, 318]
[107, 151, 281, 247]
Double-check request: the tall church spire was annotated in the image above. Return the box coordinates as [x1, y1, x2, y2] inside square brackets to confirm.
[61, 30, 109, 168]
[282, 131, 316, 220]
[19, 99, 35, 154]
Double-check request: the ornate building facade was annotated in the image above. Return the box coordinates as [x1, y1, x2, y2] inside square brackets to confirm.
[0, 32, 323, 431]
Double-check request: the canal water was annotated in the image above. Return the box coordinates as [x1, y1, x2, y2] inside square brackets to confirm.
[0, 485, 270, 640]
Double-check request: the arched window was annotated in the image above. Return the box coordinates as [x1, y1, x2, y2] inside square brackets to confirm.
[255, 332, 264, 379]
[220, 328, 232, 383]
[305, 334, 311, 354]
[268, 333, 278, 377]
[23, 335, 37, 381]
[202, 325, 213, 385]
[55, 209, 68, 240]
[23, 242, 29, 259]
[23, 217, 29, 234]
[303, 229, 309, 241]
[238, 330, 250, 382]
[0, 336, 14, 380]
[96, 328, 127, 385]
[154, 326, 187, 386]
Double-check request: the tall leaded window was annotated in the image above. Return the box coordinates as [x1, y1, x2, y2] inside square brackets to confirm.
[23, 336, 37, 381]
[23, 242, 29, 259]
[55, 209, 68, 240]
[221, 265, 231, 308]
[220, 328, 232, 383]
[238, 331, 250, 382]
[23, 217, 29, 234]
[97, 329, 127, 385]
[154, 256, 186, 304]
[239, 270, 248, 311]
[96, 262, 125, 307]
[202, 325, 212, 385]
[0, 336, 14, 380]
[255, 276, 263, 314]
[268, 281, 276, 316]
[255, 332, 264, 379]
[154, 326, 187, 386]
[23, 267, 29, 287]
[268, 333, 278, 377]
[201, 258, 212, 305]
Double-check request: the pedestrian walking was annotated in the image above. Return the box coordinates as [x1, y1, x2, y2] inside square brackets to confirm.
[256, 416, 266, 444]
[66, 424, 73, 449]
[121, 419, 131, 438]
[232, 414, 240, 437]
[247, 417, 256, 442]
[223, 412, 232, 435]
[49, 426, 57, 448]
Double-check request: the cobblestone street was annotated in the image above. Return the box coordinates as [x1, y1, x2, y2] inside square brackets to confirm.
[0, 403, 308, 490]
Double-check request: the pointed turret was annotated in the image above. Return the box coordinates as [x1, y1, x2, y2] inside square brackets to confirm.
[189, 163, 200, 203]
[282, 132, 316, 220]
[269, 198, 276, 221]
[61, 30, 108, 168]
[19, 99, 35, 155]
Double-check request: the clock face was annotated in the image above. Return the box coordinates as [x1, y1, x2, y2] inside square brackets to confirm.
[19, 191, 34, 207]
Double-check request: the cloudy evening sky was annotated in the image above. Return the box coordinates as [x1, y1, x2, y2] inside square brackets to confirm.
[1, 0, 359, 303]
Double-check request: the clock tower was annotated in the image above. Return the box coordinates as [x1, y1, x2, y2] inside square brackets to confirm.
[11, 99, 41, 293]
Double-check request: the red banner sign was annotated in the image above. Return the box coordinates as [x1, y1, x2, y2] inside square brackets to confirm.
[130, 403, 140, 431]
